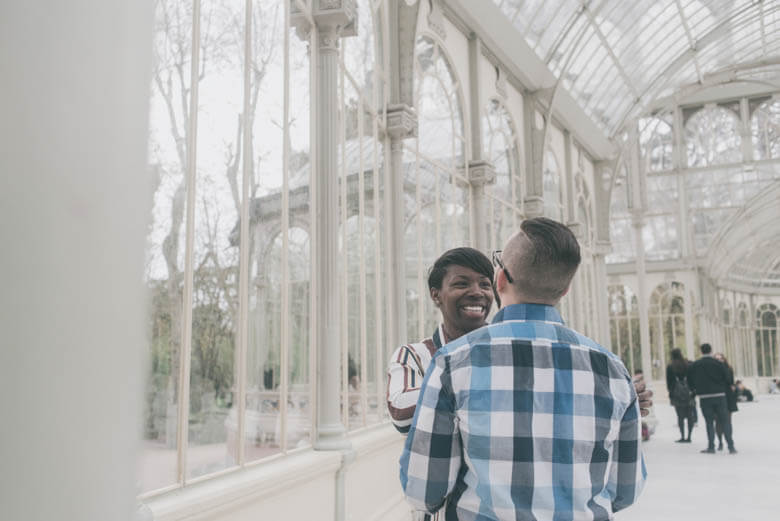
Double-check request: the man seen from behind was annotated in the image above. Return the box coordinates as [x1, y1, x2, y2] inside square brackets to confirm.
[400, 218, 646, 520]
[688, 343, 736, 454]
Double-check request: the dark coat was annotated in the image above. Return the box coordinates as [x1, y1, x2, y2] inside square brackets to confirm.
[688, 355, 732, 397]
[666, 362, 694, 408]
[724, 366, 738, 412]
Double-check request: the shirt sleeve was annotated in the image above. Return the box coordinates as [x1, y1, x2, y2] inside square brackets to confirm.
[387, 345, 424, 434]
[399, 354, 461, 513]
[607, 391, 647, 513]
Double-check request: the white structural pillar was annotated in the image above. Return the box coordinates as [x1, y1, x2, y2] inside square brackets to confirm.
[384, 0, 421, 351]
[627, 126, 652, 377]
[1, 2, 153, 520]
[683, 286, 696, 360]
[470, 162, 497, 251]
[749, 293, 760, 390]
[523, 94, 546, 218]
[593, 161, 615, 349]
[467, 33, 496, 252]
[292, 0, 356, 451]
[594, 241, 612, 348]
[563, 130, 585, 332]
[386, 106, 417, 350]
[633, 213, 653, 378]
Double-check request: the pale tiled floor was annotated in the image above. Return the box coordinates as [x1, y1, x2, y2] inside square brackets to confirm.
[619, 392, 780, 521]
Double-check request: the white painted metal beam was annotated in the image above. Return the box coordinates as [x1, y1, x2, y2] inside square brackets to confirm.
[443, 0, 616, 160]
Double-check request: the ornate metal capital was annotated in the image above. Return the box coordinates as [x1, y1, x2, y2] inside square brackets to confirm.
[594, 239, 612, 257]
[467, 160, 496, 187]
[386, 104, 418, 140]
[427, 0, 447, 40]
[523, 196, 545, 218]
[290, 0, 358, 40]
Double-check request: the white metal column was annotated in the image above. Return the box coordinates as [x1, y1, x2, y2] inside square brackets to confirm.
[683, 279, 695, 360]
[522, 94, 545, 217]
[467, 34, 496, 252]
[293, 0, 356, 451]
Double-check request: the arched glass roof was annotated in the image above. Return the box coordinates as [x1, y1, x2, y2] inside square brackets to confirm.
[707, 178, 780, 290]
[494, 0, 780, 136]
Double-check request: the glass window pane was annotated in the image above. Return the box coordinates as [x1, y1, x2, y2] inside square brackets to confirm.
[140, 0, 195, 493]
[186, 0, 244, 480]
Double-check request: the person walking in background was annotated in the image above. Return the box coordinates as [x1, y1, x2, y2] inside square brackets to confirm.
[666, 348, 696, 443]
[400, 218, 646, 520]
[713, 352, 738, 451]
[688, 343, 737, 454]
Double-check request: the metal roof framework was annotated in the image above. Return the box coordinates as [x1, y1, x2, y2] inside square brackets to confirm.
[494, 0, 780, 138]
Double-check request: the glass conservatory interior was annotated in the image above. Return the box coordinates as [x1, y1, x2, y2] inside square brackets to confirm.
[3, 1, 780, 520]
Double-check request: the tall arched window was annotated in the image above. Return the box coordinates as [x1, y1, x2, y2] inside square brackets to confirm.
[751, 98, 780, 160]
[406, 34, 469, 341]
[639, 114, 674, 172]
[685, 105, 742, 167]
[649, 282, 687, 380]
[608, 285, 641, 375]
[607, 164, 635, 263]
[483, 98, 522, 250]
[543, 149, 563, 221]
[755, 304, 779, 377]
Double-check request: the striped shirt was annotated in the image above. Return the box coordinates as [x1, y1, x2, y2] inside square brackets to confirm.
[400, 304, 646, 521]
[386, 325, 450, 434]
[387, 325, 453, 521]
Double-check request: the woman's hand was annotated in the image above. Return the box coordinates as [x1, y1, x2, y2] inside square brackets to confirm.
[633, 374, 654, 417]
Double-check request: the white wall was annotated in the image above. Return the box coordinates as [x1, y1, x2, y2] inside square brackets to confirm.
[0, 2, 153, 521]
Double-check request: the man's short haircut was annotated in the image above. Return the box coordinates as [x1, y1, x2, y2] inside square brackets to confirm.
[427, 247, 494, 290]
[700, 343, 712, 354]
[509, 217, 581, 301]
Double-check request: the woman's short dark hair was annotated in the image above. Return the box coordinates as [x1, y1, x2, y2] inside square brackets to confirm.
[670, 347, 687, 373]
[427, 247, 494, 290]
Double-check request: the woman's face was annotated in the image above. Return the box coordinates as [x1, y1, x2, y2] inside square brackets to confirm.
[431, 264, 494, 336]
[714, 353, 725, 363]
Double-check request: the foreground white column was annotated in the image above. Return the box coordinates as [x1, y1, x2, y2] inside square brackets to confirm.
[0, 2, 153, 520]
[633, 214, 653, 378]
[386, 106, 417, 350]
[293, 0, 356, 451]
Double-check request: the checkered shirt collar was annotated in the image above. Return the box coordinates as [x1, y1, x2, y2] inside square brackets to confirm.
[491, 303, 565, 325]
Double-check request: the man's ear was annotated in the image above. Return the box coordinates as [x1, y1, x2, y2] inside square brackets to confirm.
[495, 268, 508, 293]
[430, 287, 440, 307]
[559, 285, 570, 298]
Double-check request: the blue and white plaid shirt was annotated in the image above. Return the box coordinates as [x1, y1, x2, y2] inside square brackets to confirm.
[400, 304, 646, 521]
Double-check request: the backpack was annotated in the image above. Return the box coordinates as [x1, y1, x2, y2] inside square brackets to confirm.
[671, 376, 692, 407]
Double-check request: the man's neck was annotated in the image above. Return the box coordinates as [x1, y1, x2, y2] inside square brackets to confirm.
[498, 296, 557, 308]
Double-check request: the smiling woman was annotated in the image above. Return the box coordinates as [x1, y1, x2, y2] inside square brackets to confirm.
[386, 247, 494, 435]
